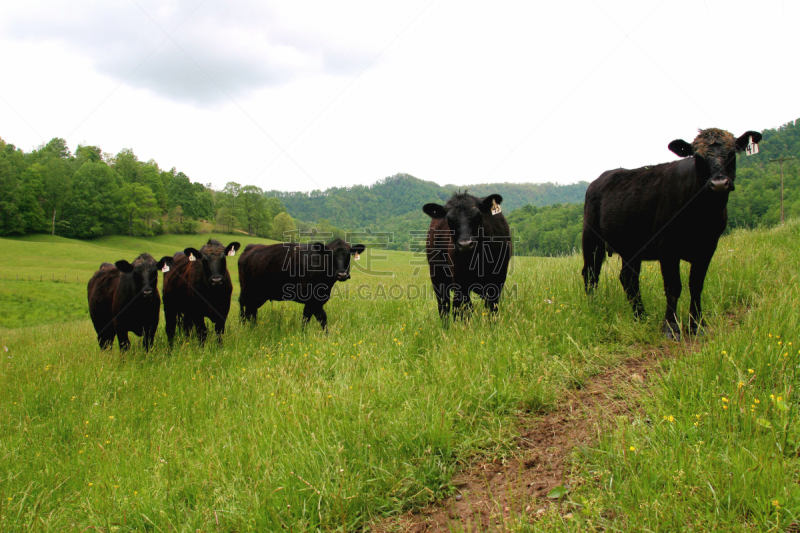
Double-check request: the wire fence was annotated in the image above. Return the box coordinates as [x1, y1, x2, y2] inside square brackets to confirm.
[2, 274, 82, 283]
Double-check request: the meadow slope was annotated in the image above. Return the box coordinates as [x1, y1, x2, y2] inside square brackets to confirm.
[0, 224, 798, 531]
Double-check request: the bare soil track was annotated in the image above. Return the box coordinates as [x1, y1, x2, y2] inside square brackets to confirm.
[371, 344, 685, 532]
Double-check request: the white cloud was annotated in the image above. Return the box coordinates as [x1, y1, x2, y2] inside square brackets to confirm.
[0, 0, 798, 192]
[2, 0, 383, 105]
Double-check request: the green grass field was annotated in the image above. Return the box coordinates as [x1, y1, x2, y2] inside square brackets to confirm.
[0, 225, 798, 531]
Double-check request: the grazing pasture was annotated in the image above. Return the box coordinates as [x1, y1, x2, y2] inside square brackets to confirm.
[0, 223, 798, 531]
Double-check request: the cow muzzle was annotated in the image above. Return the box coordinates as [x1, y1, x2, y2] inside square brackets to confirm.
[456, 239, 475, 252]
[142, 289, 154, 298]
[709, 177, 734, 193]
[210, 276, 224, 286]
[337, 272, 350, 281]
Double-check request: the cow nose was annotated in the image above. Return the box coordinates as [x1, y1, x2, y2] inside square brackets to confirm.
[142, 289, 153, 297]
[709, 177, 733, 193]
[457, 239, 475, 251]
[337, 272, 350, 281]
[210, 276, 223, 285]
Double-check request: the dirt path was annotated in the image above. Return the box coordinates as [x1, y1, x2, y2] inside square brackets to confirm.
[371, 346, 676, 532]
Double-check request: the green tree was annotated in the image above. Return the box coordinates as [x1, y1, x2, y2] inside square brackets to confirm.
[75, 144, 103, 163]
[271, 212, 296, 241]
[120, 183, 160, 236]
[215, 182, 242, 232]
[0, 139, 29, 236]
[215, 207, 237, 234]
[239, 185, 269, 236]
[63, 161, 121, 238]
[14, 164, 48, 234]
[41, 153, 74, 236]
[168, 205, 185, 233]
[140, 161, 168, 211]
[113, 148, 140, 184]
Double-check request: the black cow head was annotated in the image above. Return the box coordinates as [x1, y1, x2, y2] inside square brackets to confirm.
[115, 253, 174, 300]
[668, 129, 762, 194]
[184, 239, 241, 287]
[311, 239, 365, 282]
[423, 193, 503, 252]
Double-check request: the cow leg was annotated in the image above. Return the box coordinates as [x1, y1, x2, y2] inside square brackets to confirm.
[213, 319, 226, 343]
[452, 284, 473, 320]
[619, 258, 644, 318]
[97, 333, 115, 350]
[239, 297, 257, 325]
[142, 324, 156, 351]
[582, 233, 605, 295]
[117, 331, 131, 352]
[302, 304, 314, 328]
[482, 284, 502, 314]
[195, 317, 208, 345]
[165, 309, 177, 348]
[688, 260, 710, 336]
[312, 306, 328, 331]
[659, 258, 682, 341]
[431, 278, 451, 319]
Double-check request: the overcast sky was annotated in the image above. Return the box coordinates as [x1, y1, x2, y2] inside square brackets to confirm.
[1, 0, 798, 192]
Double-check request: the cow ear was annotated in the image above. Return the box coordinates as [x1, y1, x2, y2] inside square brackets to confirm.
[668, 140, 694, 158]
[115, 260, 133, 273]
[157, 256, 174, 270]
[350, 244, 366, 255]
[423, 203, 447, 219]
[225, 242, 241, 257]
[184, 247, 201, 261]
[736, 131, 762, 152]
[480, 194, 503, 213]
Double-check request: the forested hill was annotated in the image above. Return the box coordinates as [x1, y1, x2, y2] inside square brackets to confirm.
[267, 174, 588, 248]
[508, 119, 800, 256]
[728, 119, 800, 228]
[4, 119, 795, 255]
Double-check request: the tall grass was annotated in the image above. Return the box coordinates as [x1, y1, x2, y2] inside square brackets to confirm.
[0, 223, 797, 530]
[536, 221, 800, 532]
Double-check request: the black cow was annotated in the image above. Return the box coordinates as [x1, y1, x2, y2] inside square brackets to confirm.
[582, 128, 762, 340]
[238, 238, 365, 330]
[87, 253, 174, 351]
[162, 239, 241, 346]
[422, 192, 512, 319]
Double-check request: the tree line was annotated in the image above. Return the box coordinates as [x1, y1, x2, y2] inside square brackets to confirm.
[0, 137, 295, 239]
[2, 118, 797, 253]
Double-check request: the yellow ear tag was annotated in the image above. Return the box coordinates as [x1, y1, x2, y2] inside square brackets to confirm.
[189, 253, 196, 262]
[491, 200, 502, 215]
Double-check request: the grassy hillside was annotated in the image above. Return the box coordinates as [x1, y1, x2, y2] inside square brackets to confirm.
[0, 233, 276, 328]
[0, 224, 798, 530]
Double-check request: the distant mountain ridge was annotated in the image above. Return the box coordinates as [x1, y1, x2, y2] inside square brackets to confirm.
[265, 173, 588, 249]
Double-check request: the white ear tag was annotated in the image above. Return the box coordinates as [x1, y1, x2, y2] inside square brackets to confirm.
[354, 252, 360, 261]
[491, 199, 502, 215]
[161, 264, 170, 273]
[189, 253, 196, 262]
[745, 136, 759, 156]
[228, 249, 236, 257]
